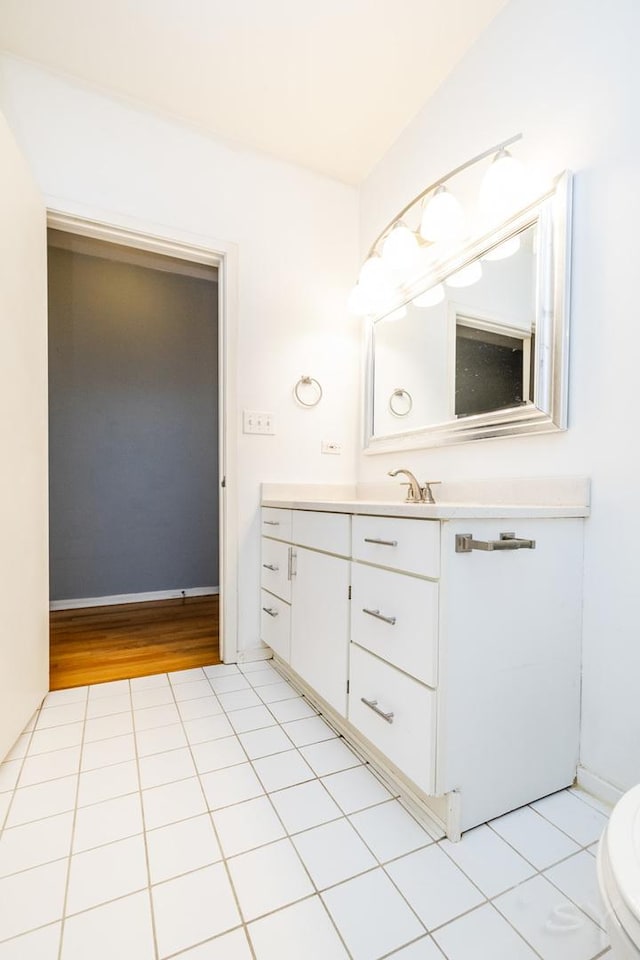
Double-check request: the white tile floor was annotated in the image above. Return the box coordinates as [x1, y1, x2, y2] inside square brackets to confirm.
[0, 660, 612, 960]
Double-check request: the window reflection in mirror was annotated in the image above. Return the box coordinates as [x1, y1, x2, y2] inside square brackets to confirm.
[372, 221, 537, 437]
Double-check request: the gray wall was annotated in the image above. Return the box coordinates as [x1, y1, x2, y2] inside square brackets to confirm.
[48, 243, 218, 601]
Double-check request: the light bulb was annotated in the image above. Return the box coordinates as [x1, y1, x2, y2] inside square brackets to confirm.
[357, 255, 398, 316]
[347, 284, 372, 317]
[446, 261, 482, 288]
[479, 149, 529, 222]
[481, 235, 521, 261]
[359, 255, 391, 295]
[412, 283, 445, 308]
[382, 223, 420, 275]
[420, 185, 465, 243]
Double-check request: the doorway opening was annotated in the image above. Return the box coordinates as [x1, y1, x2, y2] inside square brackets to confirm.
[46, 220, 230, 688]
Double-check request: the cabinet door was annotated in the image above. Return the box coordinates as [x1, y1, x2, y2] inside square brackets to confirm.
[290, 547, 350, 716]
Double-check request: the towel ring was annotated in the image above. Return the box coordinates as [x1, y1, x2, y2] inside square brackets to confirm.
[389, 388, 413, 418]
[294, 376, 323, 408]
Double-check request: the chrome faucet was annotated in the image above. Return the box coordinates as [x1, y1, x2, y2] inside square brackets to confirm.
[388, 468, 439, 504]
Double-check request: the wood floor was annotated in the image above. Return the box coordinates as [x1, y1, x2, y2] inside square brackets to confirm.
[49, 595, 220, 689]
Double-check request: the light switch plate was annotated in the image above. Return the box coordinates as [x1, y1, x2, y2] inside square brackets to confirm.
[243, 410, 275, 435]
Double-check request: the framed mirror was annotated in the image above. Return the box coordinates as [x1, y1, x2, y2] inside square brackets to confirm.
[364, 171, 572, 452]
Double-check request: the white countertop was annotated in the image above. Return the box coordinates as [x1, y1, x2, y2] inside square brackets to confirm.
[261, 478, 591, 519]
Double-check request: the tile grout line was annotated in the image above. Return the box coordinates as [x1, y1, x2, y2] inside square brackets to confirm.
[128, 675, 162, 960]
[236, 664, 358, 960]
[165, 666, 260, 960]
[241, 664, 439, 955]
[0, 701, 47, 835]
[232, 663, 364, 957]
[526, 798, 607, 849]
[0, 666, 612, 960]
[56, 683, 90, 960]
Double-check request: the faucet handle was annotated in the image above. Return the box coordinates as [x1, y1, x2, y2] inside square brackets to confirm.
[421, 480, 441, 504]
[399, 481, 418, 502]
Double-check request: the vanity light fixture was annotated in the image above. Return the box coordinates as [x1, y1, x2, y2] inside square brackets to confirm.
[350, 133, 528, 317]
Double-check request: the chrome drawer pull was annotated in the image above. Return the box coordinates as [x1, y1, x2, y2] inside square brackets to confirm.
[262, 563, 279, 571]
[362, 607, 396, 626]
[263, 520, 280, 526]
[262, 606, 279, 618]
[363, 537, 398, 547]
[455, 532, 537, 554]
[361, 697, 394, 724]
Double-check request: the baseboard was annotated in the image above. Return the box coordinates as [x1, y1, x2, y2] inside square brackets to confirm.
[50, 586, 219, 611]
[237, 644, 273, 665]
[576, 764, 624, 808]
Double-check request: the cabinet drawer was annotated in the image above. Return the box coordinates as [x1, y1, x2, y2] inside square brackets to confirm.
[261, 538, 292, 602]
[292, 510, 350, 557]
[260, 590, 291, 663]
[348, 644, 435, 794]
[351, 564, 438, 687]
[261, 507, 292, 541]
[352, 516, 440, 577]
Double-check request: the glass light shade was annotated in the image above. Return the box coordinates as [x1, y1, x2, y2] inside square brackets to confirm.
[382, 223, 420, 274]
[445, 261, 482, 288]
[359, 255, 390, 294]
[420, 186, 465, 243]
[412, 283, 445, 308]
[347, 284, 372, 316]
[481, 235, 521, 261]
[358, 255, 397, 316]
[383, 305, 407, 323]
[479, 149, 528, 222]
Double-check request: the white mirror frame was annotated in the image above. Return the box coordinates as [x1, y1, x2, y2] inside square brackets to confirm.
[363, 171, 573, 453]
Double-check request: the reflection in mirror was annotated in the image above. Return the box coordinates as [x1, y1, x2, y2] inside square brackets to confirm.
[372, 222, 537, 436]
[365, 172, 572, 452]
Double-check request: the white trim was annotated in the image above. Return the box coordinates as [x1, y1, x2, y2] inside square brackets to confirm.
[577, 765, 624, 808]
[50, 587, 219, 611]
[237, 645, 274, 665]
[46, 203, 239, 663]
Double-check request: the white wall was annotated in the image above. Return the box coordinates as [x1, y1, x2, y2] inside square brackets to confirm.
[0, 113, 49, 758]
[359, 0, 640, 794]
[0, 56, 360, 660]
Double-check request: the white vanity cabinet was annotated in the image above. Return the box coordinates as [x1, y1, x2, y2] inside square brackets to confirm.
[260, 498, 585, 838]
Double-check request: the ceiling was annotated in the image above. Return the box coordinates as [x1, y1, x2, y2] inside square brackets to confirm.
[0, 0, 508, 184]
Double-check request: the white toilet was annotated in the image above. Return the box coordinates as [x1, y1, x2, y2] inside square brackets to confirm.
[598, 783, 640, 958]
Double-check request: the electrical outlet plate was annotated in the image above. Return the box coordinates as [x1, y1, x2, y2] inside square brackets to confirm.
[321, 440, 342, 454]
[243, 410, 275, 435]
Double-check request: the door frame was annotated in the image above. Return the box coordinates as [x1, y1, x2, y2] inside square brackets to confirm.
[46, 206, 239, 663]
